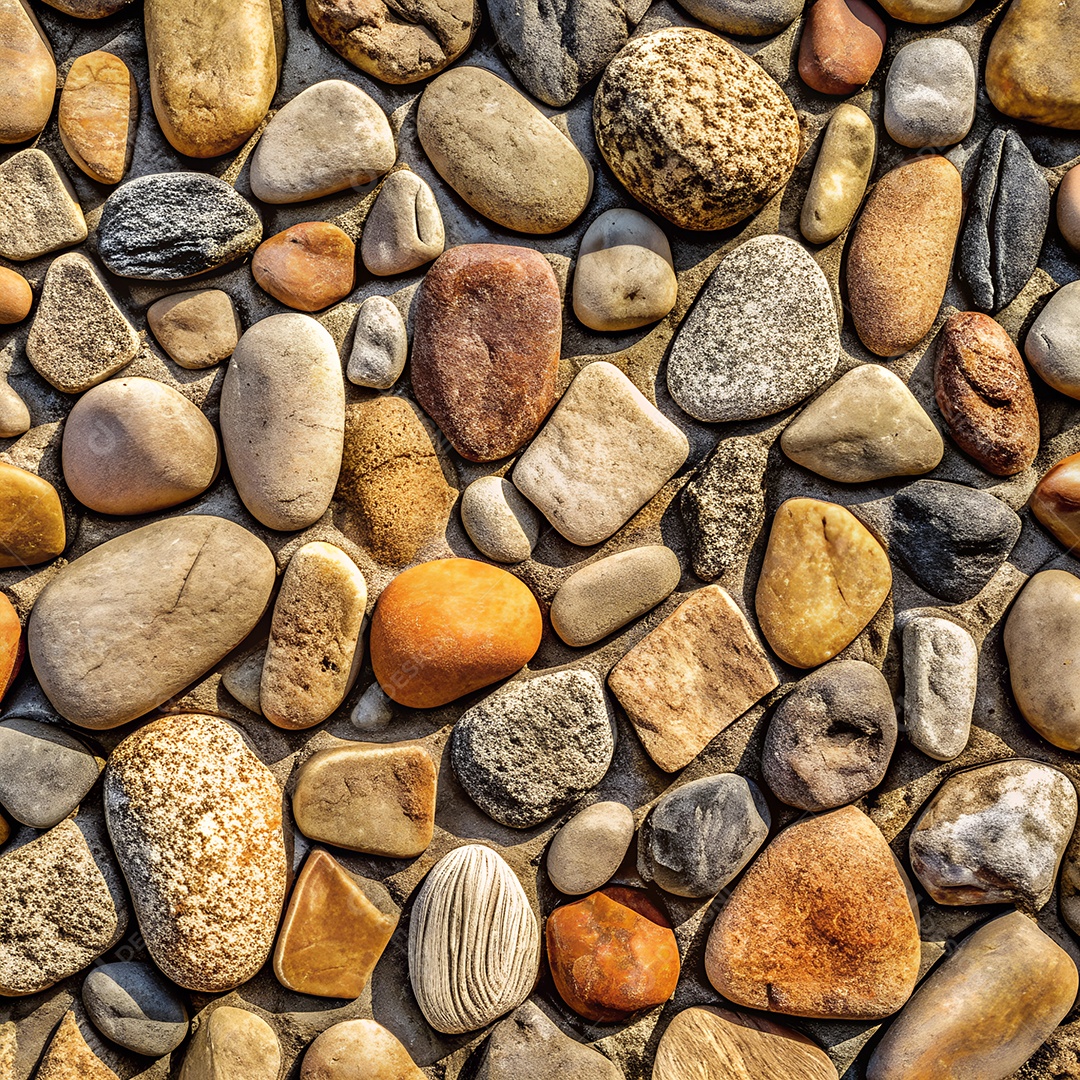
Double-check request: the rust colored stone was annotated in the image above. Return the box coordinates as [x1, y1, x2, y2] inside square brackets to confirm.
[0, 267, 31, 325]
[1032, 451, 1080, 549]
[0, 593, 23, 706]
[252, 221, 355, 312]
[799, 0, 885, 95]
[0, 461, 65, 569]
[58, 50, 137, 185]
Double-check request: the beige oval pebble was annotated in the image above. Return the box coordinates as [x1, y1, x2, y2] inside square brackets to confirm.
[547, 801, 635, 895]
[300, 1020, 425, 1080]
[461, 475, 540, 564]
[148, 289, 241, 370]
[178, 1007, 280, 1080]
[877, 0, 974, 20]
[0, 380, 29, 437]
[0, 0, 55, 145]
[361, 169, 445, 276]
[58, 50, 137, 185]
[801, 103, 875, 245]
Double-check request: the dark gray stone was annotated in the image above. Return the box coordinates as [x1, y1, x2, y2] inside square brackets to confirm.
[82, 961, 189, 1056]
[671, 0, 803, 36]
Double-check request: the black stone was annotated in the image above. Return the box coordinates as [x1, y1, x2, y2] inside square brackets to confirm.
[82, 961, 189, 1056]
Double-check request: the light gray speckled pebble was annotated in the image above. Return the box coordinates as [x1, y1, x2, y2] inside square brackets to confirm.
[884, 39, 975, 149]
[82, 961, 189, 1056]
[461, 475, 541, 564]
[1026, 281, 1080, 400]
[546, 801, 635, 895]
[351, 682, 393, 731]
[361, 170, 445, 276]
[347, 295, 408, 389]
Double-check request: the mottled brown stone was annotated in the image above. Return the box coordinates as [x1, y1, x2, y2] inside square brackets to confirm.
[799, 0, 885, 95]
[58, 50, 137, 184]
[252, 222, 355, 312]
[0, 461, 64, 568]
[36, 1012, 118, 1080]
[1032, 451, 1080, 549]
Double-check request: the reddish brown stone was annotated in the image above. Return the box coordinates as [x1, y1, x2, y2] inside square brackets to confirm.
[411, 244, 561, 462]
[799, 0, 885, 95]
[545, 886, 680, 1022]
[1032, 451, 1080, 550]
[252, 222, 355, 312]
[0, 593, 24, 706]
[935, 311, 1039, 476]
[0, 267, 31, 325]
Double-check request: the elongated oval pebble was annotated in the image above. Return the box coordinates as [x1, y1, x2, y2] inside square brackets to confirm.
[58, 50, 137, 184]
[800, 103, 875, 245]
[0, 0, 55, 145]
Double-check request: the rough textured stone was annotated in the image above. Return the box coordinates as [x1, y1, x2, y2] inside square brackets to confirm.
[361, 170, 444, 276]
[178, 1007, 280, 1080]
[671, 0, 802, 35]
[1032, 450, 1080, 549]
[1026, 280, 1080, 398]
[82, 962, 189, 1056]
[0, 461, 65, 569]
[460, 476, 540, 564]
[1059, 162, 1080, 252]
[798, 0, 884, 96]
[1064, 831, 1080, 936]
[58, 50, 137, 184]
[147, 289, 241, 370]
[877, 0, 974, 19]
[346, 295, 407, 389]
[300, 1019, 426, 1079]
[35, 1012, 119, 1080]
[0, 0, 55, 144]
[594, 28, 799, 231]
[252, 222, 355, 312]
[883, 39, 975, 149]
[800, 103, 875, 244]
[0, 149, 85, 261]
[0, 267, 31, 325]
[546, 801, 635, 895]
[608, 585, 778, 772]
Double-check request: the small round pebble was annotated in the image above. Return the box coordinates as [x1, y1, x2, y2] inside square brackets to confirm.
[300, 1019, 426, 1080]
[147, 289, 241, 370]
[0, 381, 30, 438]
[346, 295, 407, 389]
[82, 962, 189, 1056]
[1059, 163, 1080, 252]
[461, 476, 541, 564]
[1025, 280, 1080, 399]
[546, 801, 635, 895]
[350, 682, 393, 731]
[0, 266, 32, 325]
[361, 170, 445, 276]
[884, 39, 976, 149]
[252, 221, 356, 313]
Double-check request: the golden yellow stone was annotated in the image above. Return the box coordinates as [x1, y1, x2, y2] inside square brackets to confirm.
[0, 0, 55, 145]
[0, 460, 65, 568]
[58, 51, 137, 185]
[36, 1012, 118, 1080]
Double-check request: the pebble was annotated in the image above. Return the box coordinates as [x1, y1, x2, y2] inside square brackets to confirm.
[28, 515, 274, 729]
[798, 0, 885, 96]
[221, 647, 264, 716]
[346, 295, 407, 388]
[0, 818, 127, 995]
[82, 962, 189, 1056]
[1026, 281, 1080, 397]
[755, 498, 892, 669]
[572, 209, 678, 332]
[361, 170, 444, 276]
[178, 1007, 280, 1080]
[800, 103, 876, 244]
[1065, 835, 1080, 936]
[336, 397, 456, 565]
[935, 311, 1039, 476]
[546, 887, 680, 1021]
[672, 0, 802, 35]
[260, 542, 367, 730]
[0, 594, 22, 705]
[300, 1020, 425, 1080]
[846, 155, 962, 357]
[58, 50, 136, 184]
[638, 774, 770, 898]
[889, 480, 1021, 602]
[781, 364, 943, 482]
[0, 0, 55, 144]
[550, 545, 681, 647]
[292, 741, 437, 857]
[143, 0, 280, 158]
[706, 806, 920, 1019]
[1003, 569, 1080, 750]
[877, 0, 974, 18]
[0, 381, 29, 438]
[105, 714, 287, 991]
[910, 758, 1076, 910]
[482, 1006, 624, 1080]
[0, 812, 7, 848]
[884, 39, 975, 148]
[902, 616, 977, 761]
[252, 222, 355, 312]
[866, 912, 1078, 1080]
[147, 289, 241, 370]
[221, 313, 344, 531]
[412, 244, 561, 461]
[460, 476, 541, 564]
[608, 585, 778, 773]
[594, 28, 799, 231]
[668, 235, 838, 423]
[1059, 163, 1080, 252]
[62, 377, 219, 515]
[1032, 450, 1080, 548]
[35, 1011, 118, 1080]
[0, 717, 102, 828]
[97, 172, 263, 280]
[39, 0, 134, 14]
[763, 660, 897, 811]
[409, 845, 540, 1034]
[0, 149, 86, 261]
[272, 848, 398, 998]
[451, 669, 615, 828]
[350, 682, 393, 731]
[513, 361, 689, 546]
[0, 461, 65, 569]
[546, 801, 635, 895]
[417, 67, 591, 234]
[0, 267, 31, 325]
[249, 79, 394, 204]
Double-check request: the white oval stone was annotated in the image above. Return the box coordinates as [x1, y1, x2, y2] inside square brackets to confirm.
[361, 169, 445, 276]
[346, 295, 407, 389]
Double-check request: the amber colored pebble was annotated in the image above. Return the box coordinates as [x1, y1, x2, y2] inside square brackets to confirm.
[0, 593, 23, 705]
[799, 0, 885, 95]
[0, 460, 65, 568]
[0, 267, 32, 325]
[252, 221, 356, 312]
[36, 1011, 119, 1080]
[1032, 451, 1080, 550]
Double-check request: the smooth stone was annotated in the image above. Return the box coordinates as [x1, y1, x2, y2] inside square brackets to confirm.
[148, 289, 241, 370]
[144, 0, 280, 158]
[800, 103, 876, 244]
[221, 313, 344, 531]
[417, 67, 590, 234]
[105, 714, 287, 991]
[0, 812, 7, 847]
[178, 1007, 280, 1080]
[798, 0, 885, 96]
[292, 741, 436, 857]
[877, 0, 974, 19]
[668, 235, 838, 423]
[97, 172, 263, 280]
[0, 149, 85, 261]
[260, 542, 367, 730]
[273, 848, 398, 998]
[412, 244, 560, 462]
[594, 28, 799, 231]
[350, 682, 393, 731]
[460, 476, 540, 564]
[1059, 163, 1080, 251]
[847, 155, 962, 357]
[0, 594, 23, 705]
[608, 585, 778, 773]
[935, 311, 1039, 476]
[1032, 450, 1080, 548]
[0, 381, 29, 437]
[409, 844, 540, 1034]
[867, 912, 1078, 1080]
[62, 377, 219, 514]
[706, 806, 920, 1019]
[546, 801, 635, 895]
[671, 0, 801, 36]
[29, 515, 274, 728]
[550, 545, 681, 647]
[35, 1012, 118, 1080]
[451, 669, 615, 828]
[679, 436, 768, 581]
[0, 266, 31, 324]
[82, 962, 189, 1056]
[39, 0, 133, 14]
[884, 39, 975, 148]
[763, 660, 897, 811]
[250, 79, 394, 204]
[513, 361, 689, 546]
[1003, 569, 1080, 750]
[335, 397, 455, 565]
[0, 717, 102, 828]
[572, 208, 677, 332]
[0, 461, 65, 568]
[781, 364, 943, 482]
[1026, 280, 1080, 397]
[654, 1007, 839, 1080]
[0, 819, 127, 995]
[58, 50, 136, 184]
[889, 480, 1021, 602]
[222, 646, 265, 716]
[547, 887, 679, 1022]
[639, 774, 770, 898]
[0, 0, 55, 144]
[346, 295, 407, 388]
[361, 170, 444, 276]
[755, 498, 891, 669]
[300, 1019, 426, 1080]
[252, 222, 355, 312]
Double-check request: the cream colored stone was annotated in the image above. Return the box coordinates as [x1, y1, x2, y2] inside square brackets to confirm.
[800, 103, 875, 245]
[361, 170, 445, 276]
[148, 289, 241, 370]
[178, 1007, 280, 1080]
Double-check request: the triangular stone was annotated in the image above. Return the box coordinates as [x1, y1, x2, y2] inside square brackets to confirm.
[35, 1012, 118, 1080]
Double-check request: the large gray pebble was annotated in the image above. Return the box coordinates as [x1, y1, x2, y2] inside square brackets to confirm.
[82, 962, 189, 1056]
[884, 39, 975, 149]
